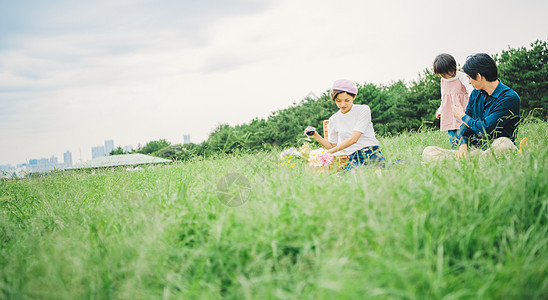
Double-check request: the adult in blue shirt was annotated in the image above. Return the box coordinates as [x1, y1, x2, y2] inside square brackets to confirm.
[452, 53, 520, 158]
[422, 53, 520, 162]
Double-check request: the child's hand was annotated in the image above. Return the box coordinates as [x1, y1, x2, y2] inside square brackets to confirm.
[452, 104, 465, 119]
[455, 144, 468, 158]
[435, 112, 441, 119]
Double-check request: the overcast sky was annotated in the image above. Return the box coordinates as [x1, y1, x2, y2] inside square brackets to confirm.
[1, 0, 547, 165]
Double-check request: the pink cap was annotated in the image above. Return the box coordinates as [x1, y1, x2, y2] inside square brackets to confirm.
[332, 79, 357, 95]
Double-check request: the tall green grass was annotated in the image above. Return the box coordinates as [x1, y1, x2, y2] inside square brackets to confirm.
[1, 121, 547, 299]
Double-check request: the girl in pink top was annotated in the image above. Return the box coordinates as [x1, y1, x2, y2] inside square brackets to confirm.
[433, 53, 473, 148]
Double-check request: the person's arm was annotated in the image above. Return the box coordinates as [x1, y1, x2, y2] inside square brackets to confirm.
[456, 91, 519, 137]
[311, 132, 336, 149]
[310, 120, 338, 149]
[327, 131, 362, 154]
[457, 123, 472, 146]
[452, 102, 474, 146]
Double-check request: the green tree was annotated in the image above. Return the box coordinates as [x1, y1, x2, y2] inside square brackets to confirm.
[138, 139, 171, 154]
[109, 147, 126, 156]
[355, 83, 389, 134]
[496, 39, 547, 117]
[406, 68, 442, 130]
[152, 144, 197, 161]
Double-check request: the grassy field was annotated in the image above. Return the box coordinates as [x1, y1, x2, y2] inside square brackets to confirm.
[1, 120, 547, 299]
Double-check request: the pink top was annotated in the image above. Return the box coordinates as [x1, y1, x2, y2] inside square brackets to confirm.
[439, 72, 472, 131]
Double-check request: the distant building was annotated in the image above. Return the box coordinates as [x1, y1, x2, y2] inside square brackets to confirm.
[183, 134, 191, 144]
[92, 146, 105, 159]
[64, 151, 73, 168]
[27, 156, 59, 172]
[0, 164, 14, 171]
[123, 145, 133, 153]
[105, 140, 114, 155]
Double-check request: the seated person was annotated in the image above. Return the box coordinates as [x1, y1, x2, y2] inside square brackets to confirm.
[306, 79, 385, 170]
[423, 53, 521, 161]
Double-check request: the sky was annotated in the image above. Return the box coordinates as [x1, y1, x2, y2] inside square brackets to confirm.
[1, 0, 547, 166]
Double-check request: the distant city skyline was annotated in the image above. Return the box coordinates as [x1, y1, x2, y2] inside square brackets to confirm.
[1, 138, 137, 169]
[1, 150, 73, 174]
[0, 134, 191, 167]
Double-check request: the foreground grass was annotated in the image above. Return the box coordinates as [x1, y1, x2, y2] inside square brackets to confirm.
[1, 121, 547, 299]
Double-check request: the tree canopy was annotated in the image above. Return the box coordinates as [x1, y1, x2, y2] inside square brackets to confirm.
[496, 39, 547, 116]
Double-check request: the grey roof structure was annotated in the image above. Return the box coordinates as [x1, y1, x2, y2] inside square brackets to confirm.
[67, 154, 171, 170]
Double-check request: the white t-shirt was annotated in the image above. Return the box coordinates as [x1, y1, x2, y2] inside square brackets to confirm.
[327, 104, 379, 155]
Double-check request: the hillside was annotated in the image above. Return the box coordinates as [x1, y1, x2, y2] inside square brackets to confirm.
[1, 120, 546, 299]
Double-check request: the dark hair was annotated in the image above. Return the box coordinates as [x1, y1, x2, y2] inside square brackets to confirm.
[462, 53, 498, 81]
[330, 90, 356, 101]
[433, 53, 457, 77]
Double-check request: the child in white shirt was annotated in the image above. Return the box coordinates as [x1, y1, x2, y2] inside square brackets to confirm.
[306, 79, 385, 170]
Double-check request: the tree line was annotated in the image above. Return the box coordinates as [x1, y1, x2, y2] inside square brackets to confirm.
[117, 39, 546, 161]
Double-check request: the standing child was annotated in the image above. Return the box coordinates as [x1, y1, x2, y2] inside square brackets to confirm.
[433, 53, 474, 148]
[305, 79, 385, 171]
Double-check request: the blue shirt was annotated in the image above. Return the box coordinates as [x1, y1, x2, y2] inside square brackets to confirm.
[458, 81, 520, 146]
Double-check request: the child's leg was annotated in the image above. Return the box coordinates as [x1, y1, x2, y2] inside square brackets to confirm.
[342, 153, 361, 172]
[447, 130, 458, 149]
[342, 146, 385, 171]
[365, 146, 386, 167]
